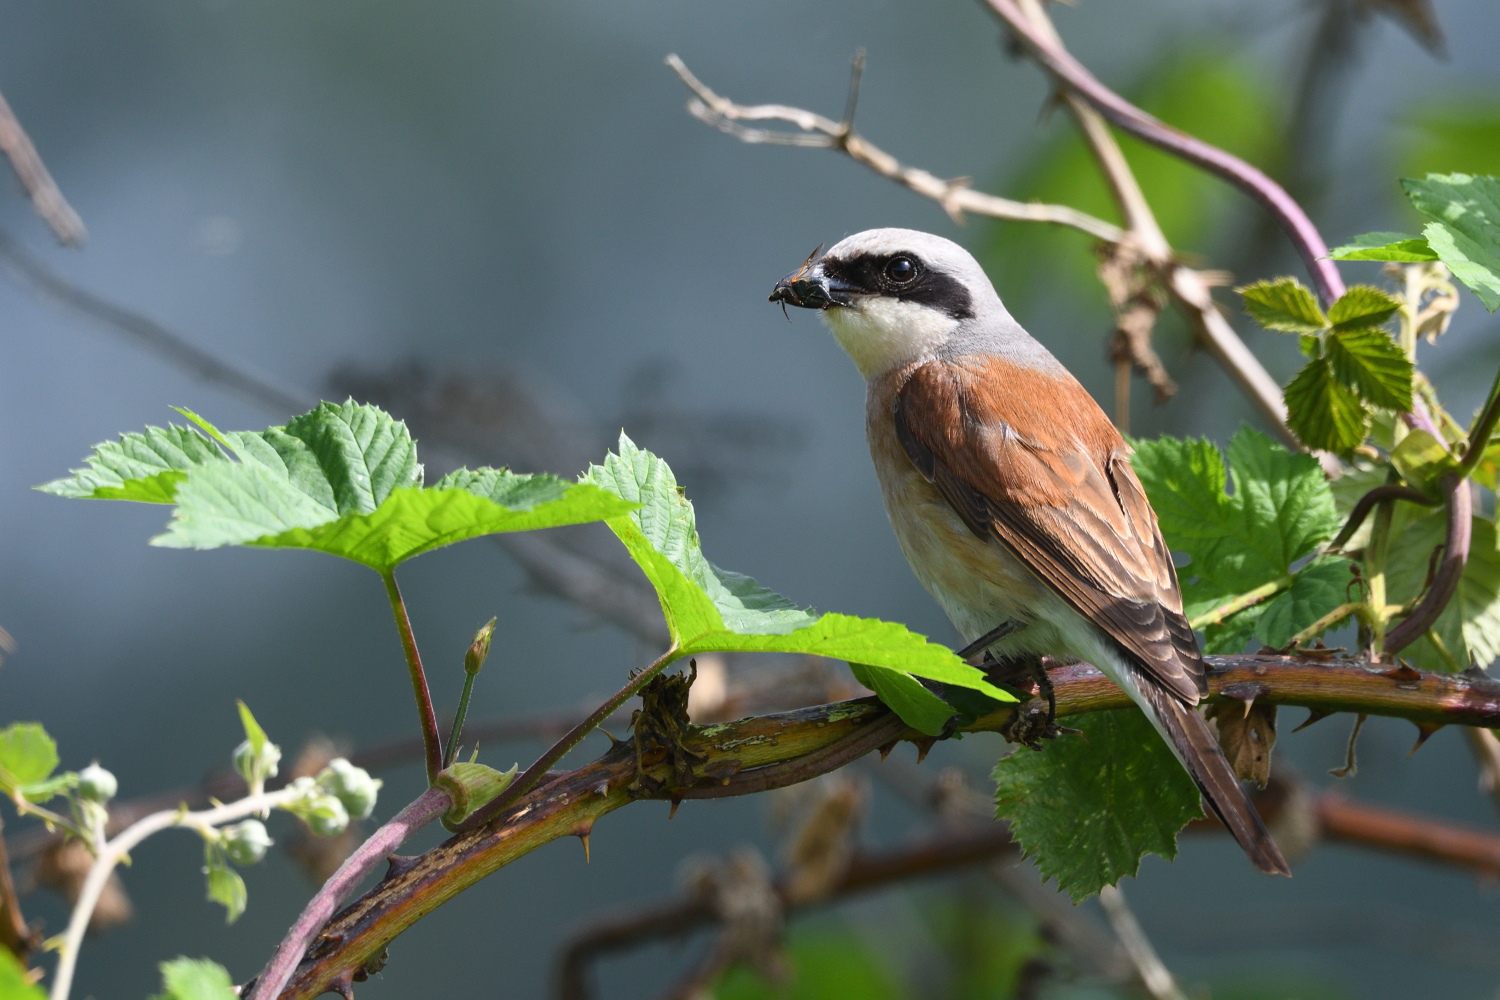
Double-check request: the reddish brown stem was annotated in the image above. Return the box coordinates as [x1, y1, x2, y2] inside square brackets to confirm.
[1386, 473, 1472, 656]
[381, 571, 444, 785]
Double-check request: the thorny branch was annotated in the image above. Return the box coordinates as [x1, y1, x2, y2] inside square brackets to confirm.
[262, 655, 1500, 998]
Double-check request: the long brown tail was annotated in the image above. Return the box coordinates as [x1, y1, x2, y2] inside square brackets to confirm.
[1139, 679, 1291, 876]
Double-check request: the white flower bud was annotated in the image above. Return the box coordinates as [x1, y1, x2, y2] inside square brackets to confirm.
[220, 819, 273, 866]
[298, 794, 349, 838]
[232, 738, 281, 791]
[76, 762, 117, 803]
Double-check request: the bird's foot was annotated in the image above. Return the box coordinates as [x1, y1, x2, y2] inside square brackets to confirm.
[999, 697, 1075, 750]
[987, 655, 1072, 750]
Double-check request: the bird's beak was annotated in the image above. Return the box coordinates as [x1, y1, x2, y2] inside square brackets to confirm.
[770, 251, 852, 311]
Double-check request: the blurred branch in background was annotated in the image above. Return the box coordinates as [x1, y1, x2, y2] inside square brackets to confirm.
[0, 89, 84, 247]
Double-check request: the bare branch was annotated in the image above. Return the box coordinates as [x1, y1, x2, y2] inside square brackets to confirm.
[1097, 885, 1189, 1000]
[0, 90, 85, 246]
[665, 54, 1125, 242]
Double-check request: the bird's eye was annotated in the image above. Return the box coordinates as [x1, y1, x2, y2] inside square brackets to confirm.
[885, 256, 916, 283]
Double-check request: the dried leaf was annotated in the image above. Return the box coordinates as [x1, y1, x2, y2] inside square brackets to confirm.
[1206, 701, 1277, 788]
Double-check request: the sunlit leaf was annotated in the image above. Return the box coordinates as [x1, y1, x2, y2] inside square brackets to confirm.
[992, 709, 1202, 901]
[1389, 429, 1460, 497]
[1255, 558, 1354, 648]
[1327, 285, 1403, 331]
[205, 859, 246, 924]
[0, 950, 45, 1000]
[1326, 231, 1438, 262]
[0, 723, 59, 797]
[1323, 327, 1413, 411]
[584, 435, 1012, 705]
[1237, 277, 1327, 334]
[1403, 174, 1500, 311]
[37, 424, 222, 503]
[1284, 359, 1371, 455]
[848, 662, 956, 736]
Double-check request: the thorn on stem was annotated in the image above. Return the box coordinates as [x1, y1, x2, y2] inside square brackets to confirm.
[1408, 722, 1445, 757]
[911, 736, 938, 765]
[878, 739, 899, 762]
[382, 854, 419, 881]
[669, 795, 683, 819]
[1293, 708, 1333, 733]
[580, 832, 591, 863]
[329, 969, 356, 1000]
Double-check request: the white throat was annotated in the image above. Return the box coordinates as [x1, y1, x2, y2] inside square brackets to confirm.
[822, 299, 958, 380]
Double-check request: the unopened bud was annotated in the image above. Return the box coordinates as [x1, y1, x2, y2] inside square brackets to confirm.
[233, 738, 281, 791]
[297, 794, 350, 838]
[220, 819, 273, 866]
[77, 763, 117, 804]
[318, 758, 382, 820]
[465, 617, 497, 676]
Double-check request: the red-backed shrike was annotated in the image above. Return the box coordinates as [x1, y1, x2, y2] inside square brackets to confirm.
[771, 228, 1288, 876]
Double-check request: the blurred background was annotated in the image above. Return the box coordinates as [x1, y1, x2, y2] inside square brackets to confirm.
[2, 0, 1499, 997]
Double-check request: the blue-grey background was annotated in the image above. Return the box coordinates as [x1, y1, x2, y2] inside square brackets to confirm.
[2, 1, 1498, 997]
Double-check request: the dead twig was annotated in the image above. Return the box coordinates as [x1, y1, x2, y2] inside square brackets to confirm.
[0, 90, 85, 246]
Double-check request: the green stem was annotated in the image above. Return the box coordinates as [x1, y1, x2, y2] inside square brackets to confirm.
[1457, 365, 1500, 481]
[1364, 472, 1399, 658]
[1188, 575, 1294, 630]
[381, 571, 444, 785]
[1287, 602, 1361, 648]
[456, 645, 681, 831]
[444, 672, 479, 770]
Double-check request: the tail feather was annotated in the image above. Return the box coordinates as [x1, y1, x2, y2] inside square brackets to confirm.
[1139, 679, 1291, 876]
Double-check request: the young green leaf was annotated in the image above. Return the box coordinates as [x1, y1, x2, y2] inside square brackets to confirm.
[1327, 285, 1402, 332]
[205, 853, 247, 924]
[0, 723, 59, 798]
[1403, 173, 1500, 311]
[42, 401, 635, 573]
[1237, 277, 1328, 333]
[1387, 511, 1500, 672]
[0, 950, 46, 1000]
[1326, 232, 1438, 262]
[848, 662, 957, 736]
[992, 709, 1202, 901]
[1389, 429, 1461, 497]
[584, 434, 1012, 703]
[1323, 327, 1413, 411]
[1283, 358, 1371, 455]
[236, 700, 268, 760]
[150, 958, 237, 1000]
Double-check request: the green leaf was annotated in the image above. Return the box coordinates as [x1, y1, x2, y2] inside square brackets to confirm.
[992, 709, 1202, 901]
[37, 423, 223, 502]
[1403, 174, 1500, 311]
[1389, 430, 1460, 497]
[1323, 327, 1413, 411]
[1237, 277, 1327, 334]
[235, 700, 268, 761]
[1326, 232, 1439, 262]
[0, 723, 59, 797]
[1388, 512, 1500, 672]
[848, 662, 956, 736]
[1327, 285, 1403, 332]
[0, 950, 45, 1000]
[1200, 602, 1267, 654]
[1255, 558, 1353, 648]
[1284, 358, 1371, 455]
[205, 856, 247, 924]
[585, 435, 1012, 702]
[44, 401, 635, 574]
[712, 927, 905, 1000]
[150, 957, 237, 1000]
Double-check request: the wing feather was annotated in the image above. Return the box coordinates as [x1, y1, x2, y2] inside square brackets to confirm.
[895, 358, 1205, 703]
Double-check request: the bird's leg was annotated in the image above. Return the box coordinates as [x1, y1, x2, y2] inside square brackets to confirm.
[956, 619, 1025, 664]
[983, 652, 1071, 751]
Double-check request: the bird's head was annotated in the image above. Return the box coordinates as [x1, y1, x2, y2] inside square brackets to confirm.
[770, 228, 1011, 380]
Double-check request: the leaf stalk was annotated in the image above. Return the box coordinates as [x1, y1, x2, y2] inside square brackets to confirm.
[1188, 575, 1294, 630]
[380, 572, 445, 785]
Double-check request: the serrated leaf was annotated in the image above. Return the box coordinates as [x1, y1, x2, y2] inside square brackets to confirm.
[150, 957, 236, 1000]
[0, 723, 58, 796]
[585, 435, 1012, 702]
[45, 402, 634, 573]
[992, 709, 1202, 901]
[205, 859, 246, 924]
[1200, 602, 1266, 654]
[1388, 512, 1500, 672]
[1389, 429, 1460, 497]
[1328, 285, 1403, 332]
[0, 950, 45, 1000]
[1323, 327, 1413, 411]
[37, 424, 223, 502]
[1237, 277, 1328, 333]
[1255, 558, 1353, 648]
[848, 662, 956, 736]
[1284, 358, 1372, 455]
[1326, 232, 1439, 262]
[1403, 174, 1500, 311]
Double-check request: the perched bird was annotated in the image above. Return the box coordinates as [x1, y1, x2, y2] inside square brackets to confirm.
[770, 228, 1289, 876]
